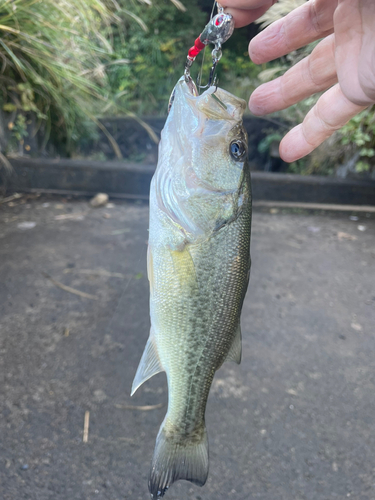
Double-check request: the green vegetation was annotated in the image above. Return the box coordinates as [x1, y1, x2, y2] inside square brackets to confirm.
[338, 107, 375, 175]
[0, 0, 123, 155]
[108, 0, 206, 116]
[107, 0, 259, 115]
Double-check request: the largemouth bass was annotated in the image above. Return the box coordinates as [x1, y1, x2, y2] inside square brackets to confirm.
[131, 77, 252, 498]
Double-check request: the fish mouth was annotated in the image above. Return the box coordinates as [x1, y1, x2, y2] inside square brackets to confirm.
[168, 76, 246, 122]
[181, 77, 246, 122]
[168, 76, 199, 113]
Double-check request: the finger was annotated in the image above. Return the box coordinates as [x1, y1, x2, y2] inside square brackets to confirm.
[250, 34, 338, 115]
[220, 0, 274, 8]
[335, 0, 375, 106]
[279, 84, 367, 162]
[224, 4, 274, 27]
[358, 0, 375, 103]
[224, 4, 274, 28]
[249, 0, 338, 64]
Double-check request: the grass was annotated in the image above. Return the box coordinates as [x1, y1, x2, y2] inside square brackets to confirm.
[0, 0, 123, 155]
[0, 0, 179, 156]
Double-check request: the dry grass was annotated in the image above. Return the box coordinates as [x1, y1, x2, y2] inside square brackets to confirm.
[256, 0, 306, 28]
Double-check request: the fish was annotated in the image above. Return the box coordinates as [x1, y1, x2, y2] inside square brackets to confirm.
[131, 76, 252, 498]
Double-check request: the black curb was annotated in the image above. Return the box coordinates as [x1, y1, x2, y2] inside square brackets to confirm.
[2, 158, 375, 205]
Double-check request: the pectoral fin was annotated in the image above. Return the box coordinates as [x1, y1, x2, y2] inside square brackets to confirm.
[131, 331, 164, 396]
[170, 246, 199, 291]
[225, 323, 242, 364]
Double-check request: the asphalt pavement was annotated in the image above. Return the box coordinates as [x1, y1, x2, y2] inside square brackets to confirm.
[0, 196, 374, 500]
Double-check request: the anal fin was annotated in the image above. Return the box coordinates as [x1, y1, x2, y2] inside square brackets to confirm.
[131, 331, 163, 396]
[225, 323, 242, 364]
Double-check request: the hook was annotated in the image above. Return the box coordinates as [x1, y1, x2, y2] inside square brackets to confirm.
[197, 43, 222, 90]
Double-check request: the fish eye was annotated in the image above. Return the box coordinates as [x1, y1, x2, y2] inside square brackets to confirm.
[230, 140, 246, 161]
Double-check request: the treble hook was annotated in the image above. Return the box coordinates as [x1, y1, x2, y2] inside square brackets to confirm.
[197, 44, 223, 90]
[197, 61, 217, 90]
[184, 5, 234, 90]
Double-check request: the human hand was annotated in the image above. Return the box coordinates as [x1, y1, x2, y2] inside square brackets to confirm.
[221, 0, 375, 162]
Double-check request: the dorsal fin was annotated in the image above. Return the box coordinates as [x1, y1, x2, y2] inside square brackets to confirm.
[225, 323, 242, 364]
[131, 331, 164, 396]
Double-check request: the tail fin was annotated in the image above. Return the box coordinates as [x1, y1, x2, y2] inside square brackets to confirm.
[148, 424, 209, 498]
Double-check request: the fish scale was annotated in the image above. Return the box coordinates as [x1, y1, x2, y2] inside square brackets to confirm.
[131, 78, 252, 498]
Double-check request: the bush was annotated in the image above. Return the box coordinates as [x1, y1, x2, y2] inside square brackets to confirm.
[337, 107, 375, 176]
[0, 0, 125, 155]
[107, 0, 261, 116]
[107, 0, 205, 116]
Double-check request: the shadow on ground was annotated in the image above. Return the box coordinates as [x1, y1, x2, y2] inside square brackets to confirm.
[0, 197, 374, 500]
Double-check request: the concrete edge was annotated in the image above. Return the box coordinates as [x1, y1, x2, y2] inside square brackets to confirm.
[1, 157, 375, 206]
